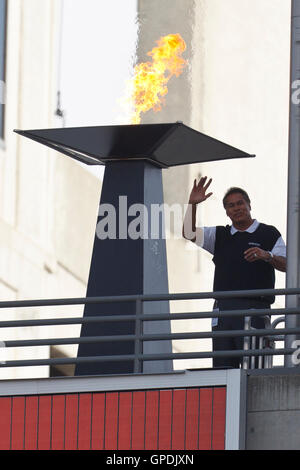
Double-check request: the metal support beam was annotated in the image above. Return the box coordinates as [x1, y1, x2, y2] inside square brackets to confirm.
[285, 0, 300, 366]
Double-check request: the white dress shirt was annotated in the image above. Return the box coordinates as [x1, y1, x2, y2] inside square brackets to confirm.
[197, 220, 286, 257]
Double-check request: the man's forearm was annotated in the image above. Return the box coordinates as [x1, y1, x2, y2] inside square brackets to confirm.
[183, 177, 212, 241]
[270, 255, 286, 273]
[182, 203, 197, 241]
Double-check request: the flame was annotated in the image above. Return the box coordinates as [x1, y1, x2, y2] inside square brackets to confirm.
[122, 34, 187, 124]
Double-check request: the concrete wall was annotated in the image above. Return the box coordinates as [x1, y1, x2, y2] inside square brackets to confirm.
[247, 371, 300, 449]
[0, 0, 101, 379]
[192, 0, 290, 301]
[136, 0, 213, 370]
[192, 0, 291, 365]
[136, 0, 291, 370]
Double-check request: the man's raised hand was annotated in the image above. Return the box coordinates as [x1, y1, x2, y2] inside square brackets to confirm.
[188, 177, 213, 205]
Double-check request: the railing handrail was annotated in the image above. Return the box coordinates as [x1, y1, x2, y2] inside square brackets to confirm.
[0, 326, 298, 348]
[0, 286, 299, 309]
[0, 347, 294, 369]
[0, 307, 297, 329]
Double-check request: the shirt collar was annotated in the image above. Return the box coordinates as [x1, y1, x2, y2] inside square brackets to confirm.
[230, 219, 259, 235]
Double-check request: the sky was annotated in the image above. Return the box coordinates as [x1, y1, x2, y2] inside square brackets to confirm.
[58, 0, 139, 177]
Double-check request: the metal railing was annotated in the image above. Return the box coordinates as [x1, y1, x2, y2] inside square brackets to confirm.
[0, 287, 299, 376]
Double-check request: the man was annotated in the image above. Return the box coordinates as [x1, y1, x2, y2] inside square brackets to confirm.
[183, 176, 286, 368]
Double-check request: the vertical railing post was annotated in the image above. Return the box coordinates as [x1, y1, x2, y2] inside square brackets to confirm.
[250, 335, 256, 369]
[242, 316, 251, 370]
[258, 336, 263, 369]
[134, 299, 143, 373]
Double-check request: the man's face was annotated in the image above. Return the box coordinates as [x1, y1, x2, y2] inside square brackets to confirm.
[224, 192, 252, 226]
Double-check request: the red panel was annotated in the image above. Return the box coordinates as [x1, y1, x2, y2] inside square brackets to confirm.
[0, 397, 11, 450]
[185, 389, 200, 450]
[91, 393, 105, 450]
[131, 391, 146, 450]
[199, 388, 213, 450]
[78, 393, 92, 450]
[104, 392, 118, 450]
[118, 392, 132, 450]
[158, 390, 172, 450]
[37, 395, 52, 450]
[171, 389, 186, 450]
[212, 387, 226, 450]
[51, 395, 65, 450]
[11, 397, 25, 450]
[65, 394, 78, 450]
[24, 396, 38, 450]
[145, 391, 159, 450]
[0, 384, 228, 451]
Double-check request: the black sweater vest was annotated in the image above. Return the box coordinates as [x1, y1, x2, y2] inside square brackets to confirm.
[212, 223, 281, 304]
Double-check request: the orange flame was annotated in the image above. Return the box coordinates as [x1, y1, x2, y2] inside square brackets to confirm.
[123, 34, 187, 124]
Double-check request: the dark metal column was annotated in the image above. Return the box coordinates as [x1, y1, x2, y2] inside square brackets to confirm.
[74, 160, 172, 375]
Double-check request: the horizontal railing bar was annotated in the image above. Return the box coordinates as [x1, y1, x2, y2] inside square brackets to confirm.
[0, 287, 299, 309]
[0, 348, 294, 368]
[0, 307, 299, 329]
[3, 326, 300, 348]
[0, 289, 296, 373]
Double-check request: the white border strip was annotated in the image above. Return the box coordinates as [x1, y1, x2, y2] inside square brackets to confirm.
[0, 369, 229, 396]
[225, 369, 247, 450]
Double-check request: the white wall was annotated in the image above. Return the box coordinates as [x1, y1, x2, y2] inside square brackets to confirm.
[136, 0, 291, 369]
[191, 0, 290, 302]
[0, 0, 102, 378]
